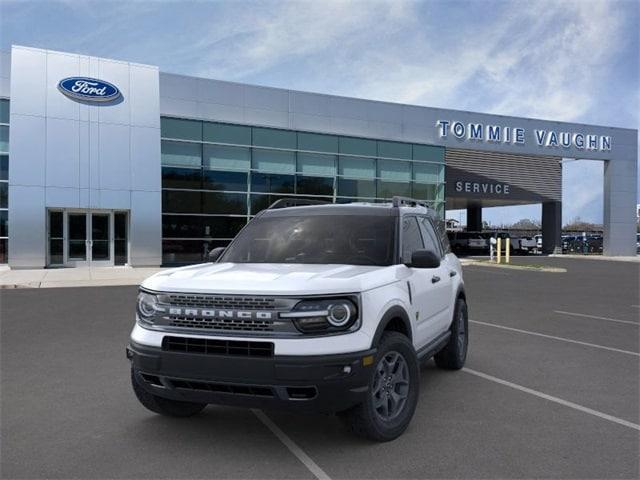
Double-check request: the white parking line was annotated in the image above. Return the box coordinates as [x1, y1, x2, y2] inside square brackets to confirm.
[554, 310, 639, 326]
[463, 368, 640, 431]
[470, 319, 640, 357]
[252, 409, 331, 480]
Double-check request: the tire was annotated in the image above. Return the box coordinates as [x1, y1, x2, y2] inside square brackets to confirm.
[434, 298, 468, 370]
[340, 332, 419, 442]
[131, 368, 207, 417]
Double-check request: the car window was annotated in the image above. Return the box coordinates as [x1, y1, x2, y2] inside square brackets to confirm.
[401, 217, 424, 264]
[418, 217, 443, 257]
[432, 218, 451, 254]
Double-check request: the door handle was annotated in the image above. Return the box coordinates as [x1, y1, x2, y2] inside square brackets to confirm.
[431, 276, 441, 284]
[449, 270, 457, 277]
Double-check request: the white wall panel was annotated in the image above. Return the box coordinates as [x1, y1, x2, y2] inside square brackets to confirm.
[130, 126, 160, 191]
[46, 51, 80, 121]
[130, 190, 161, 266]
[46, 117, 79, 188]
[8, 185, 46, 267]
[9, 114, 46, 186]
[198, 78, 244, 106]
[100, 189, 131, 209]
[10, 47, 46, 117]
[98, 122, 130, 190]
[98, 60, 130, 125]
[244, 85, 288, 112]
[130, 66, 160, 128]
[46, 186, 79, 207]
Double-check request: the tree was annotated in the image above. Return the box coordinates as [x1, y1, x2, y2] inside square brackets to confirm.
[510, 218, 540, 230]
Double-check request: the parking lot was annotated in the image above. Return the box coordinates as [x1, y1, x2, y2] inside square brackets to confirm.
[1, 257, 638, 479]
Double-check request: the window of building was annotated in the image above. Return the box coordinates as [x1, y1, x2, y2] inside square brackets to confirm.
[252, 127, 296, 149]
[252, 149, 295, 174]
[0, 99, 8, 264]
[203, 122, 251, 145]
[251, 173, 295, 194]
[339, 137, 377, 157]
[338, 156, 376, 179]
[161, 117, 202, 141]
[202, 170, 248, 192]
[161, 140, 201, 167]
[378, 140, 411, 160]
[298, 132, 339, 153]
[162, 167, 202, 190]
[160, 116, 445, 265]
[297, 153, 336, 176]
[296, 176, 334, 196]
[203, 144, 250, 171]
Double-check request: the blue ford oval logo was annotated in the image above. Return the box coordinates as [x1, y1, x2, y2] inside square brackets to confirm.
[58, 77, 121, 102]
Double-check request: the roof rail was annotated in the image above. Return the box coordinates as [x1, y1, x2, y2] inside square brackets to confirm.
[267, 198, 331, 210]
[391, 196, 430, 209]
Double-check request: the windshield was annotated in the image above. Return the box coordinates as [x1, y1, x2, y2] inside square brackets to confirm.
[221, 214, 396, 266]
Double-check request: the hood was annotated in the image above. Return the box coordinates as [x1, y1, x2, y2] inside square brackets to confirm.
[142, 263, 406, 295]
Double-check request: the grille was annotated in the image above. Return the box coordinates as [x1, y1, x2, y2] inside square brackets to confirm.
[162, 336, 274, 357]
[164, 294, 278, 310]
[167, 378, 274, 397]
[167, 316, 274, 332]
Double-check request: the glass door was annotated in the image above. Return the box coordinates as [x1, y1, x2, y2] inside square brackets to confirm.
[66, 213, 89, 266]
[90, 213, 112, 266]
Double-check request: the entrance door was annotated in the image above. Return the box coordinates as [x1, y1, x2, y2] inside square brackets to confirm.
[90, 213, 112, 266]
[67, 213, 89, 266]
[48, 210, 129, 267]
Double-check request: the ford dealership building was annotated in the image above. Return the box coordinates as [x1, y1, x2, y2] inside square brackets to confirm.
[0, 45, 637, 268]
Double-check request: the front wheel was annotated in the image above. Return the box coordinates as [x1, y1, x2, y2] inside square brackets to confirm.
[340, 332, 419, 442]
[434, 298, 468, 370]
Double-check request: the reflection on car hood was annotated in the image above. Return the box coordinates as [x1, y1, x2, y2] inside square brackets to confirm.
[142, 263, 405, 295]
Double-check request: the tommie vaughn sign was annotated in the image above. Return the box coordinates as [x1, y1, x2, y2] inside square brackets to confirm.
[436, 120, 612, 152]
[58, 77, 121, 102]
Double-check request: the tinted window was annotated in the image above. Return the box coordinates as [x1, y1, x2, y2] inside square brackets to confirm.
[162, 167, 201, 189]
[202, 170, 247, 191]
[296, 176, 333, 195]
[433, 218, 451, 253]
[401, 217, 424, 263]
[0, 155, 7, 181]
[222, 215, 396, 266]
[418, 217, 442, 257]
[251, 173, 295, 194]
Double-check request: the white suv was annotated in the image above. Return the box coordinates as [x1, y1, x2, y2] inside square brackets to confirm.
[127, 197, 468, 441]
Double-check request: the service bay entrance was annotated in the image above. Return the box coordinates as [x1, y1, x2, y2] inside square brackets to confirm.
[47, 210, 129, 267]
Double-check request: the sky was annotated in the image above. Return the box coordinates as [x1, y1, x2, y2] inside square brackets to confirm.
[1, 0, 638, 226]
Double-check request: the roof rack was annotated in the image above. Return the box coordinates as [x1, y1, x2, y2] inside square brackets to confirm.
[391, 196, 430, 209]
[267, 198, 331, 210]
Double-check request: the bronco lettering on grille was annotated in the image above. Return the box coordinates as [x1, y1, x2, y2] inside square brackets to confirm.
[168, 308, 274, 320]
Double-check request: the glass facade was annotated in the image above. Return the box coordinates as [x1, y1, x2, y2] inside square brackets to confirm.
[0, 99, 8, 263]
[160, 117, 445, 265]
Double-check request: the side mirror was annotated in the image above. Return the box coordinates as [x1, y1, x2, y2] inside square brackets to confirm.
[407, 249, 440, 269]
[208, 247, 225, 262]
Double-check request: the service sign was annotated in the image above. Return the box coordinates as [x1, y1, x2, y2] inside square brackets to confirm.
[58, 77, 121, 102]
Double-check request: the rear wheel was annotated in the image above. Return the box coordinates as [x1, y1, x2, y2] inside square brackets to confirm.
[434, 298, 468, 370]
[131, 368, 206, 417]
[340, 332, 419, 442]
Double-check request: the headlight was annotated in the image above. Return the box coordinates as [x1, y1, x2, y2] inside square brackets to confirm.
[281, 297, 359, 334]
[137, 290, 159, 324]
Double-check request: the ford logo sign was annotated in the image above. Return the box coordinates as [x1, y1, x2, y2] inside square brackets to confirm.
[57, 77, 121, 102]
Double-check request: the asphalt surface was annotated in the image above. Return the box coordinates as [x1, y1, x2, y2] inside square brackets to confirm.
[1, 257, 639, 479]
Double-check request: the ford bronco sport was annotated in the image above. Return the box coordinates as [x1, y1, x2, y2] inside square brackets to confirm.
[127, 197, 468, 441]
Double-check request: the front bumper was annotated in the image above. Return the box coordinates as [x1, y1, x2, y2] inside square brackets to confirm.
[127, 341, 376, 414]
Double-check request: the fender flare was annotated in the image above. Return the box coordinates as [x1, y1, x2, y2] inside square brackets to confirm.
[371, 305, 413, 347]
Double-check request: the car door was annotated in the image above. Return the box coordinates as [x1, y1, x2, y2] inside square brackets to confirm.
[418, 216, 454, 334]
[400, 216, 446, 347]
